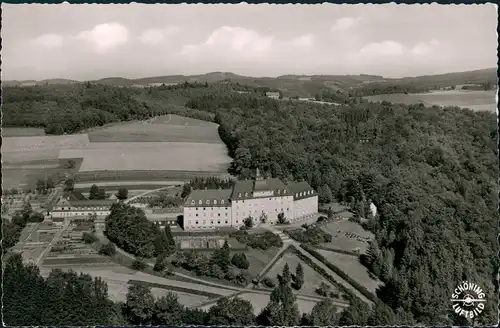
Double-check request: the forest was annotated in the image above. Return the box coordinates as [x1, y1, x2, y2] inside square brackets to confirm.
[2, 81, 498, 325]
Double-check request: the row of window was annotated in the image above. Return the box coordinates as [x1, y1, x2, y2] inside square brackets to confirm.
[187, 219, 231, 226]
[192, 207, 230, 211]
[190, 199, 227, 205]
[296, 190, 314, 197]
[56, 206, 109, 211]
[195, 212, 228, 217]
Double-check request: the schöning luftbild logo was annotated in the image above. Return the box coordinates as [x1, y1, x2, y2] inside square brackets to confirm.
[450, 281, 486, 319]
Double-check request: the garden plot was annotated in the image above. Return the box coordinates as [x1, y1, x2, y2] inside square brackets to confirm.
[263, 252, 342, 299]
[316, 249, 383, 294]
[320, 219, 374, 254]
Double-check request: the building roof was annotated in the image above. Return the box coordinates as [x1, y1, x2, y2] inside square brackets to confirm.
[288, 181, 317, 200]
[53, 197, 116, 209]
[184, 189, 232, 207]
[69, 199, 116, 206]
[231, 180, 254, 200]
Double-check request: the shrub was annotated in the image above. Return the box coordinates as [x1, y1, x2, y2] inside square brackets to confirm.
[98, 243, 116, 256]
[243, 216, 254, 228]
[261, 277, 276, 288]
[82, 232, 98, 244]
[235, 231, 283, 250]
[288, 227, 332, 245]
[231, 252, 250, 269]
[132, 259, 147, 271]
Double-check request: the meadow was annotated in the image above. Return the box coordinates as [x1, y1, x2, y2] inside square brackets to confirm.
[315, 249, 383, 295]
[2, 114, 231, 189]
[87, 114, 222, 144]
[364, 89, 496, 111]
[60, 142, 230, 172]
[264, 252, 341, 299]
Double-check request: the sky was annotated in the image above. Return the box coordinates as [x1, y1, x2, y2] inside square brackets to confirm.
[1, 3, 498, 80]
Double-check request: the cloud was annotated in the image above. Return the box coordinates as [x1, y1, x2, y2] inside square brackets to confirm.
[34, 34, 64, 49]
[181, 26, 273, 59]
[331, 17, 361, 31]
[77, 22, 129, 54]
[411, 39, 440, 56]
[138, 26, 180, 45]
[360, 40, 405, 56]
[289, 34, 314, 48]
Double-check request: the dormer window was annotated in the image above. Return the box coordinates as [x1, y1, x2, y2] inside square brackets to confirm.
[191, 200, 195, 204]
[199, 200, 202, 204]
[214, 200, 217, 205]
[284, 190, 287, 194]
[278, 190, 281, 194]
[238, 193, 242, 197]
[206, 200, 210, 204]
[245, 192, 248, 197]
[221, 200, 225, 204]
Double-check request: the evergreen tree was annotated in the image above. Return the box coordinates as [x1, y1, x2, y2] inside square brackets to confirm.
[125, 284, 155, 325]
[292, 263, 304, 289]
[281, 263, 291, 285]
[309, 299, 338, 325]
[89, 184, 100, 200]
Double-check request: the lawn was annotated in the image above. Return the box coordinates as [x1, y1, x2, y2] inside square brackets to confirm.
[320, 219, 374, 254]
[315, 249, 383, 295]
[2, 127, 46, 137]
[60, 142, 231, 172]
[263, 252, 342, 299]
[244, 247, 280, 278]
[364, 89, 496, 112]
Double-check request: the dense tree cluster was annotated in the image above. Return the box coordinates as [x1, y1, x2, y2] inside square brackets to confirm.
[3, 254, 124, 326]
[350, 84, 431, 96]
[171, 241, 251, 285]
[181, 177, 235, 198]
[104, 203, 175, 258]
[233, 231, 283, 250]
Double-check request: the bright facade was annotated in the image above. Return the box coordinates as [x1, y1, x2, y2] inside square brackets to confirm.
[183, 172, 318, 231]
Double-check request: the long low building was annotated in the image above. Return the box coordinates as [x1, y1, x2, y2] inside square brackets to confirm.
[183, 169, 318, 230]
[50, 197, 117, 218]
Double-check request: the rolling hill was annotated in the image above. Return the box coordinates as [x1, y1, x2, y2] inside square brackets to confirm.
[4, 67, 496, 98]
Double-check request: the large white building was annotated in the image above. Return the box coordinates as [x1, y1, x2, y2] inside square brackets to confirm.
[183, 170, 318, 230]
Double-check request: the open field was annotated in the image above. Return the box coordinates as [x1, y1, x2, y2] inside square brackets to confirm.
[60, 142, 230, 172]
[264, 252, 342, 299]
[2, 127, 47, 137]
[2, 158, 83, 189]
[87, 115, 222, 144]
[316, 249, 383, 294]
[2, 134, 90, 153]
[364, 89, 496, 111]
[319, 219, 374, 254]
[75, 170, 231, 182]
[74, 180, 184, 189]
